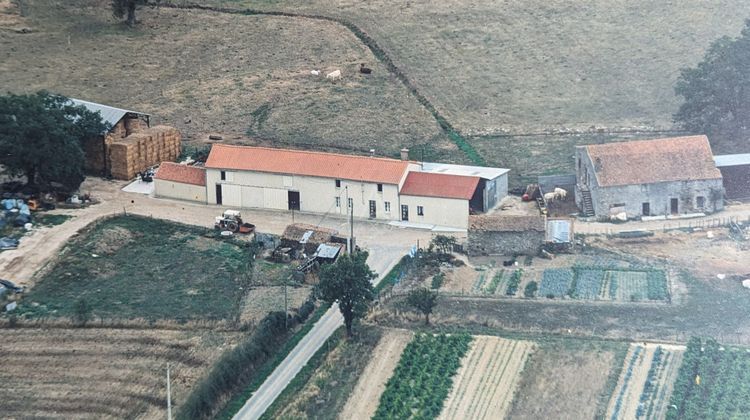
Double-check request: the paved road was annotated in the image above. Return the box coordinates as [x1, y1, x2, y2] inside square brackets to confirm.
[232, 250, 403, 420]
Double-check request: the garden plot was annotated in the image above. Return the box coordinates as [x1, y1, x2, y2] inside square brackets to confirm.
[606, 343, 685, 420]
[668, 338, 750, 419]
[440, 336, 534, 420]
[539, 267, 669, 303]
[373, 333, 472, 419]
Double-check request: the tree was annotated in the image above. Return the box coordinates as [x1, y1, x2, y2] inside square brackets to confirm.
[674, 19, 750, 145]
[112, 0, 157, 28]
[406, 287, 439, 325]
[0, 91, 109, 192]
[431, 235, 457, 255]
[316, 251, 376, 337]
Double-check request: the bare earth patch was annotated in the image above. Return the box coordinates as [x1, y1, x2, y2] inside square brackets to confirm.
[239, 285, 312, 324]
[0, 327, 238, 419]
[339, 328, 412, 420]
[507, 341, 622, 419]
[440, 336, 534, 420]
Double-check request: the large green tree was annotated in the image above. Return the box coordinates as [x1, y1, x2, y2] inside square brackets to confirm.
[0, 91, 109, 192]
[112, 0, 156, 28]
[317, 251, 376, 337]
[674, 19, 750, 145]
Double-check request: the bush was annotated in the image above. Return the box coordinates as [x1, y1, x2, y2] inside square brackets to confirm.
[524, 281, 538, 298]
[431, 273, 445, 289]
[178, 311, 291, 420]
[73, 298, 92, 326]
[296, 298, 316, 322]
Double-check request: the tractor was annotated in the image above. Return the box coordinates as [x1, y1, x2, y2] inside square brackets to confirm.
[214, 210, 255, 234]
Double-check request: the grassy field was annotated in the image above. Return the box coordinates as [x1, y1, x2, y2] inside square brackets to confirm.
[19, 215, 254, 321]
[0, 327, 238, 419]
[197, 0, 750, 137]
[0, 0, 460, 161]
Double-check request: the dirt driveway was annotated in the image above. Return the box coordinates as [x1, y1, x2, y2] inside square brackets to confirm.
[0, 178, 434, 289]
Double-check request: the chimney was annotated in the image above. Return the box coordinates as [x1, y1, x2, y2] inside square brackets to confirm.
[400, 148, 410, 161]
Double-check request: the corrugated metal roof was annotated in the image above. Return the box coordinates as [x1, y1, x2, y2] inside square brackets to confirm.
[546, 219, 573, 243]
[714, 154, 750, 167]
[205, 144, 410, 184]
[69, 98, 148, 128]
[400, 172, 480, 200]
[418, 162, 509, 180]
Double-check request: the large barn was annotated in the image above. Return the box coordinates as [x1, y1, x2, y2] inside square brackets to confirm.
[158, 144, 509, 229]
[575, 136, 724, 218]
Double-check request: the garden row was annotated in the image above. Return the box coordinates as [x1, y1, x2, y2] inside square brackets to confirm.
[668, 338, 750, 419]
[374, 333, 472, 419]
[471, 268, 523, 296]
[538, 267, 669, 302]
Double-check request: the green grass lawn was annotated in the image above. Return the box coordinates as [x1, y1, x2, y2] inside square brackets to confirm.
[20, 215, 255, 321]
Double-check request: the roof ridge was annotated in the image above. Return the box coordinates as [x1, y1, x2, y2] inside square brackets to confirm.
[211, 143, 410, 164]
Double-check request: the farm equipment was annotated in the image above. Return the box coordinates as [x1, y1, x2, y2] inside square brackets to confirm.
[214, 210, 255, 234]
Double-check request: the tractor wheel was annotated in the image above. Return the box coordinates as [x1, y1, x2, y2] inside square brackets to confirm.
[227, 221, 239, 232]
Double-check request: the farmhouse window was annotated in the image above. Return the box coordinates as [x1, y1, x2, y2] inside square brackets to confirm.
[384, 201, 391, 212]
[417, 206, 424, 216]
[335, 197, 341, 208]
[220, 171, 226, 181]
[335, 179, 341, 188]
[377, 183, 383, 192]
[697, 196, 706, 208]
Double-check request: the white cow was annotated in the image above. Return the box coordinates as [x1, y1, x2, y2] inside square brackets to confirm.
[543, 192, 556, 201]
[326, 69, 342, 81]
[311, 70, 320, 76]
[554, 187, 568, 200]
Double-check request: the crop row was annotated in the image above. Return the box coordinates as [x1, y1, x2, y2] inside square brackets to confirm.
[667, 338, 750, 419]
[374, 333, 472, 419]
[610, 346, 643, 419]
[505, 269, 523, 296]
[538, 267, 668, 302]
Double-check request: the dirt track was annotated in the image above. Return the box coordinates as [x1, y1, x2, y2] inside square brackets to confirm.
[339, 328, 412, 419]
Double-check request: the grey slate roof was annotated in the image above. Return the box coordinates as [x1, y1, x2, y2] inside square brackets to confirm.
[69, 98, 148, 127]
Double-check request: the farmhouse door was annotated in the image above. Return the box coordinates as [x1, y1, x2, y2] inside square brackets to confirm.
[670, 198, 678, 214]
[401, 204, 409, 221]
[642, 202, 650, 216]
[288, 191, 300, 211]
[215, 184, 222, 205]
[369, 200, 376, 218]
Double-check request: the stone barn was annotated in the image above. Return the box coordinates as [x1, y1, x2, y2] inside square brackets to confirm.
[575, 136, 724, 218]
[714, 154, 750, 201]
[467, 215, 546, 256]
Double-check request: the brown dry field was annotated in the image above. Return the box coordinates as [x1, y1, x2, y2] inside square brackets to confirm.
[0, 0, 461, 161]
[339, 328, 412, 420]
[0, 327, 238, 419]
[196, 0, 750, 136]
[507, 340, 624, 419]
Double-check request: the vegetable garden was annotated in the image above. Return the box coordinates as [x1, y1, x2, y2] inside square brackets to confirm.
[606, 343, 685, 420]
[373, 333, 472, 419]
[439, 336, 534, 420]
[538, 266, 669, 302]
[667, 338, 750, 419]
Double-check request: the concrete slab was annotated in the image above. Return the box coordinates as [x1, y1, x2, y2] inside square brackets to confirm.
[122, 179, 154, 195]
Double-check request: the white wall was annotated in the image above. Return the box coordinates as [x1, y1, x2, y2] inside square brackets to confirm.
[398, 195, 469, 229]
[154, 179, 207, 203]
[206, 169, 401, 221]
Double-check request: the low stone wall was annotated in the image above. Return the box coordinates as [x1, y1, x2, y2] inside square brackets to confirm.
[467, 230, 544, 256]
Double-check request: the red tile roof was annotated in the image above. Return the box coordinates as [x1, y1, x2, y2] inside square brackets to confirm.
[155, 162, 206, 186]
[583, 135, 722, 187]
[205, 144, 410, 184]
[400, 172, 480, 200]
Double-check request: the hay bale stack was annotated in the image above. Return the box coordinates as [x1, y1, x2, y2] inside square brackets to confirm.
[124, 117, 146, 136]
[109, 126, 181, 180]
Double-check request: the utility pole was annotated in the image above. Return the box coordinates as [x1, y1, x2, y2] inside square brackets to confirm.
[166, 363, 172, 420]
[284, 275, 288, 330]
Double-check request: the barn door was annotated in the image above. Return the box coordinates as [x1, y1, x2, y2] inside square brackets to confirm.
[670, 198, 678, 214]
[288, 191, 300, 210]
[215, 184, 222, 205]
